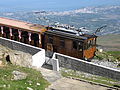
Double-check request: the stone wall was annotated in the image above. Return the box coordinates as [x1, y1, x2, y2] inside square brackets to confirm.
[0, 37, 45, 68]
[52, 53, 120, 81]
[0, 37, 53, 57]
[0, 37, 40, 55]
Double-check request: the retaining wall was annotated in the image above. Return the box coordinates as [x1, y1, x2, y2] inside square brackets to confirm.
[0, 37, 45, 68]
[52, 53, 120, 81]
[0, 37, 41, 55]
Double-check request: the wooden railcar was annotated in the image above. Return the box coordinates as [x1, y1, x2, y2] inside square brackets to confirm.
[0, 17, 97, 60]
[43, 27, 97, 60]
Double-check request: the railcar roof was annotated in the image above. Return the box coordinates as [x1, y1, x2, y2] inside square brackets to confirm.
[0, 17, 47, 33]
[45, 28, 96, 40]
[45, 29, 87, 40]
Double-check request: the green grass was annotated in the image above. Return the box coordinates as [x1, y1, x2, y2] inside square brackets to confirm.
[107, 51, 120, 61]
[107, 51, 120, 55]
[0, 64, 49, 90]
[94, 50, 120, 62]
[61, 68, 120, 87]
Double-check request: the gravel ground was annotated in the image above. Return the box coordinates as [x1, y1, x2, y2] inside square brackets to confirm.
[91, 59, 120, 70]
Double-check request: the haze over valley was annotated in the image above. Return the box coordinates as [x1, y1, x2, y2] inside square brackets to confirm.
[0, 5, 120, 35]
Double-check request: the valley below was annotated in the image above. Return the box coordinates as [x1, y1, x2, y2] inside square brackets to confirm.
[97, 34, 120, 51]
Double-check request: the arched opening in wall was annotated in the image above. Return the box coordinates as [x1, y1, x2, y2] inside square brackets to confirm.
[21, 31, 29, 44]
[6, 55, 11, 64]
[12, 28, 19, 41]
[0, 26, 2, 37]
[31, 33, 39, 47]
[3, 26, 10, 39]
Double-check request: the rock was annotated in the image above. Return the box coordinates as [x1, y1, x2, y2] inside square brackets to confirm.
[3, 85, 6, 88]
[12, 71, 27, 80]
[0, 50, 6, 59]
[0, 45, 33, 68]
[0, 60, 3, 65]
[99, 49, 103, 53]
[0, 51, 4, 59]
[0, 45, 10, 59]
[36, 83, 40, 86]
[27, 87, 33, 90]
[8, 50, 33, 68]
[0, 60, 5, 66]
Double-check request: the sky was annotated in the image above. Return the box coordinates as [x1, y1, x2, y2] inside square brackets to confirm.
[0, 0, 120, 12]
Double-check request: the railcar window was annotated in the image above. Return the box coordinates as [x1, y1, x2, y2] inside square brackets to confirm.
[90, 40, 92, 48]
[78, 42, 83, 51]
[84, 42, 88, 50]
[73, 41, 83, 51]
[60, 38, 65, 48]
[93, 38, 96, 46]
[88, 40, 90, 48]
[92, 39, 94, 46]
[87, 39, 95, 49]
[73, 41, 77, 49]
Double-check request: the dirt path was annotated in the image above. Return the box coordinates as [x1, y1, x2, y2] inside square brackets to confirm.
[39, 67, 62, 83]
[39, 67, 111, 90]
[45, 78, 110, 90]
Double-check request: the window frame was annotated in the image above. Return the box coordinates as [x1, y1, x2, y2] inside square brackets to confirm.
[73, 40, 83, 51]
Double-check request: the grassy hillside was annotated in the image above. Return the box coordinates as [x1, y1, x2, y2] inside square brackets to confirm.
[97, 34, 120, 51]
[0, 64, 49, 90]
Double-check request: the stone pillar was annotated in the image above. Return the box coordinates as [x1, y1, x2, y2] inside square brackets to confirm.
[1, 26, 4, 35]
[18, 30, 22, 41]
[9, 28, 13, 39]
[38, 34, 42, 47]
[52, 58, 60, 71]
[28, 32, 31, 44]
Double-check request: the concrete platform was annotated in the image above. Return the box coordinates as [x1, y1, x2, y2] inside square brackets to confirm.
[46, 78, 111, 90]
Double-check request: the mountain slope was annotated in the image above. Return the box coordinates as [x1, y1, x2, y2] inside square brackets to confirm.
[0, 5, 120, 35]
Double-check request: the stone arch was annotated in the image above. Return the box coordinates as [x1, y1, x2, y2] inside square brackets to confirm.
[0, 26, 2, 37]
[21, 31, 29, 44]
[3, 26, 10, 39]
[12, 28, 19, 41]
[31, 33, 39, 47]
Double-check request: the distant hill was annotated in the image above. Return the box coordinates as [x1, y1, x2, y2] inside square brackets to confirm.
[0, 5, 120, 35]
[97, 34, 120, 51]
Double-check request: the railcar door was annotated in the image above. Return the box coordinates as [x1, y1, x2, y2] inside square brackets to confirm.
[46, 35, 53, 51]
[72, 40, 83, 58]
